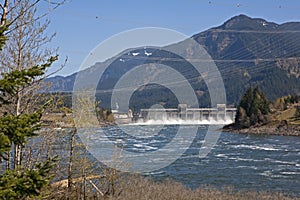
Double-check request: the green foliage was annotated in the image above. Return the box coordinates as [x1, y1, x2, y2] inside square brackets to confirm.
[0, 157, 57, 200]
[236, 106, 250, 128]
[0, 25, 7, 51]
[0, 112, 42, 149]
[0, 23, 57, 199]
[0, 56, 58, 105]
[235, 86, 270, 128]
[0, 133, 10, 161]
[0, 56, 57, 161]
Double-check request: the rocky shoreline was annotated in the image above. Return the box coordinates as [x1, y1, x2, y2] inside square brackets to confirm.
[223, 121, 300, 136]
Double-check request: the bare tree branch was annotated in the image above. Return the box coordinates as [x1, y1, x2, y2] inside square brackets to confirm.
[0, 4, 4, 11]
[0, 0, 8, 26]
[5, 0, 41, 28]
[2, 0, 68, 35]
[46, 56, 67, 78]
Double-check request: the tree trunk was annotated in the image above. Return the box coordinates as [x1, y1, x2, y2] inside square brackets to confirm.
[13, 92, 22, 169]
[0, 0, 9, 26]
[67, 128, 76, 199]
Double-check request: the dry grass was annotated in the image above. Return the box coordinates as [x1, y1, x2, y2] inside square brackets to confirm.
[113, 176, 298, 200]
[290, 120, 300, 125]
[41, 113, 74, 127]
[273, 107, 296, 121]
[48, 175, 299, 200]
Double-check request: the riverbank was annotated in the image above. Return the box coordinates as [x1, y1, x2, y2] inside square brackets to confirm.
[223, 121, 300, 136]
[43, 123, 300, 198]
[49, 175, 298, 200]
[41, 112, 117, 128]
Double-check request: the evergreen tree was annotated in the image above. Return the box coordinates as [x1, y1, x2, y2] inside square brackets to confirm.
[235, 86, 270, 129]
[239, 86, 253, 117]
[0, 19, 57, 200]
[235, 106, 250, 128]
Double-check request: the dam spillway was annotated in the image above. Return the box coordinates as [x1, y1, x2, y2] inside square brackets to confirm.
[136, 104, 237, 125]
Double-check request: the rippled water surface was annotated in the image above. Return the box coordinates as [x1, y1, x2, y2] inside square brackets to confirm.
[79, 125, 300, 196]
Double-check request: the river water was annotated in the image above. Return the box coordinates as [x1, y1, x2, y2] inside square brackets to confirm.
[79, 124, 300, 196]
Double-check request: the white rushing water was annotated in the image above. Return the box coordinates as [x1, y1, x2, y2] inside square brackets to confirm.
[130, 117, 233, 125]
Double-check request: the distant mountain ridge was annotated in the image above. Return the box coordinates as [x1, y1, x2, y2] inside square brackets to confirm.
[46, 14, 300, 109]
[194, 14, 300, 60]
[193, 14, 300, 103]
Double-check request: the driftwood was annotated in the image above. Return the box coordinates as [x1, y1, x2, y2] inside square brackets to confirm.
[51, 175, 105, 188]
[88, 179, 104, 196]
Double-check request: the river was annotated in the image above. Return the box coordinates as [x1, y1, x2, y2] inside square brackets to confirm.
[78, 125, 300, 196]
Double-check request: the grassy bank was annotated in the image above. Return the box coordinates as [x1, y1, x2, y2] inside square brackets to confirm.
[49, 175, 298, 200]
[224, 99, 300, 136]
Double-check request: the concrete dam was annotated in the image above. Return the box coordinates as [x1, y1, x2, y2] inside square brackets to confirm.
[113, 104, 237, 125]
[138, 104, 236, 125]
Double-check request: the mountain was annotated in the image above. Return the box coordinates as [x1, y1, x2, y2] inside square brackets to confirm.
[193, 14, 300, 103]
[46, 14, 300, 111]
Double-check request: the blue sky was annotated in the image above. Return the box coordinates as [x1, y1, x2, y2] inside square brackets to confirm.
[45, 0, 300, 76]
